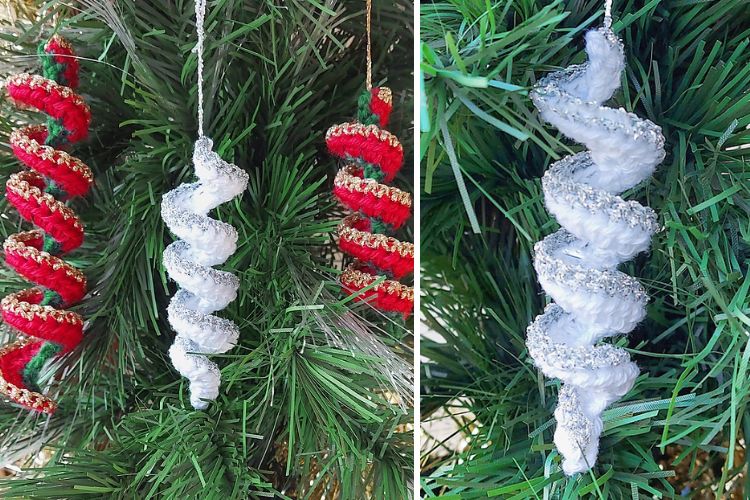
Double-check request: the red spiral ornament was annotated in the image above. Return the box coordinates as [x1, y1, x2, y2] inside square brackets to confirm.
[0, 36, 92, 414]
[326, 87, 413, 316]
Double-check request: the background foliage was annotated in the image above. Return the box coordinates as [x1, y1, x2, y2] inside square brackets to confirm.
[0, 0, 414, 498]
[420, 0, 750, 498]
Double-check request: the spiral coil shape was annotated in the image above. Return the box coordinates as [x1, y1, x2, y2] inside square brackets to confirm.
[326, 87, 414, 316]
[0, 36, 92, 414]
[526, 28, 665, 474]
[161, 137, 248, 409]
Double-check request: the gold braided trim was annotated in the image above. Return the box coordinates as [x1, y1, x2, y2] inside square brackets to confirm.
[0, 338, 57, 414]
[377, 87, 392, 105]
[325, 122, 402, 150]
[10, 125, 93, 184]
[6, 73, 90, 113]
[338, 214, 413, 258]
[341, 265, 414, 302]
[1, 290, 83, 325]
[335, 165, 411, 207]
[3, 231, 86, 285]
[48, 34, 73, 51]
[7, 172, 82, 229]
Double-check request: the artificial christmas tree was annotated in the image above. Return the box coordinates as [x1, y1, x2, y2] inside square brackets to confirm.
[421, 0, 750, 497]
[0, 1, 413, 498]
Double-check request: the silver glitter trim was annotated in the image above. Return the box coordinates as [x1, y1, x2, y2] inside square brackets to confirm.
[542, 152, 660, 233]
[531, 29, 665, 153]
[163, 240, 240, 291]
[162, 183, 238, 240]
[527, 304, 631, 372]
[556, 385, 593, 452]
[168, 289, 240, 353]
[533, 230, 648, 303]
[172, 336, 221, 381]
[532, 83, 666, 150]
[193, 136, 249, 188]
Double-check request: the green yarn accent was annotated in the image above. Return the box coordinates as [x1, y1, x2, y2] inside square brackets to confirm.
[41, 175, 64, 266]
[45, 179, 66, 198]
[350, 90, 386, 179]
[22, 342, 62, 393]
[39, 42, 70, 149]
[42, 235, 62, 256]
[357, 89, 380, 125]
[359, 113, 379, 126]
[369, 218, 391, 235]
[45, 118, 69, 148]
[357, 89, 371, 112]
[18, 42, 70, 393]
[40, 288, 63, 308]
[364, 215, 395, 276]
[347, 155, 385, 181]
[362, 163, 385, 182]
[38, 42, 67, 85]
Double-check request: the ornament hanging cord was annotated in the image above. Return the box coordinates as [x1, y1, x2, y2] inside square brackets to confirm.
[366, 0, 372, 90]
[195, 0, 207, 137]
[604, 0, 612, 28]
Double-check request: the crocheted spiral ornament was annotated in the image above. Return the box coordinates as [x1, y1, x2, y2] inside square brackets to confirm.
[326, 87, 414, 316]
[161, 139, 248, 409]
[0, 36, 92, 414]
[526, 27, 665, 474]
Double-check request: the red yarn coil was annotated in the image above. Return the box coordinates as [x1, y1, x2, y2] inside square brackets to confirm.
[11, 125, 91, 197]
[326, 87, 414, 316]
[341, 265, 413, 316]
[332, 166, 410, 229]
[337, 214, 413, 280]
[326, 125, 404, 183]
[6, 75, 89, 143]
[0, 35, 92, 414]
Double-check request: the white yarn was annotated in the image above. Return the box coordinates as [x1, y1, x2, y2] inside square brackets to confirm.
[162, 137, 249, 409]
[526, 28, 665, 474]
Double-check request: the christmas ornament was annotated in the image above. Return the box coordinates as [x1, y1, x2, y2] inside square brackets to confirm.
[0, 36, 93, 414]
[526, 7, 665, 475]
[161, 0, 248, 410]
[325, 0, 414, 316]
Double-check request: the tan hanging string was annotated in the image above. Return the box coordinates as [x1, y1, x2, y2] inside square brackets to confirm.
[366, 0, 372, 90]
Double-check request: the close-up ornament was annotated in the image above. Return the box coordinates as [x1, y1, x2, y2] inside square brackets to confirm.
[0, 36, 93, 414]
[161, 0, 248, 409]
[525, 9, 665, 475]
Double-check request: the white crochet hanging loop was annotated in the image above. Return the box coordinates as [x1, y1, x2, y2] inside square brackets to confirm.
[526, 26, 665, 475]
[161, 0, 249, 409]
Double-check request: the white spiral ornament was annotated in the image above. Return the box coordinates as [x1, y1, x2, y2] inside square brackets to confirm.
[161, 137, 249, 409]
[526, 27, 665, 474]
